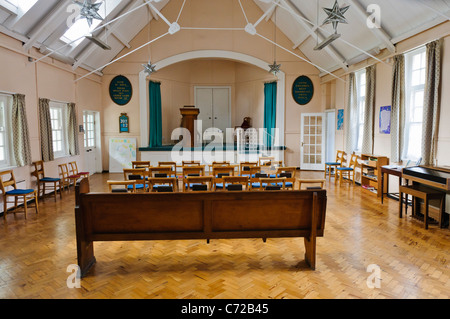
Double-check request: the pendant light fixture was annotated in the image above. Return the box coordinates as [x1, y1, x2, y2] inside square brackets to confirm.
[268, 6, 281, 75]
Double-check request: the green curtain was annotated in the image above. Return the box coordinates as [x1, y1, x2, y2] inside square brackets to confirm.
[263, 82, 277, 148]
[149, 81, 162, 147]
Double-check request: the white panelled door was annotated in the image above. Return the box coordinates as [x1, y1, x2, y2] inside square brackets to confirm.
[300, 113, 325, 171]
[195, 87, 231, 136]
[83, 111, 101, 175]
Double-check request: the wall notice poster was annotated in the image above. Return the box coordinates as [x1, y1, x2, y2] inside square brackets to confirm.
[109, 138, 137, 173]
[292, 75, 314, 105]
[337, 109, 344, 130]
[379, 105, 391, 134]
[109, 75, 133, 106]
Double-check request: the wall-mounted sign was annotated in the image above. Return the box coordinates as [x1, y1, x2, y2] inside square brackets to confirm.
[110, 75, 132, 106]
[292, 75, 314, 105]
[119, 113, 129, 133]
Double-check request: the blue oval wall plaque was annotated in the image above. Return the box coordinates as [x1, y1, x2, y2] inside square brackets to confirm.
[292, 75, 314, 105]
[109, 75, 132, 106]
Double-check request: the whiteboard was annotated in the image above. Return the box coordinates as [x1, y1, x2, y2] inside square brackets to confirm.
[109, 138, 137, 173]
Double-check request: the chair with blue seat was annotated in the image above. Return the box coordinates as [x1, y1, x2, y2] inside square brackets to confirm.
[148, 177, 178, 192]
[182, 165, 205, 191]
[275, 166, 297, 189]
[0, 170, 39, 222]
[212, 166, 235, 191]
[123, 168, 148, 192]
[184, 176, 213, 192]
[259, 177, 287, 191]
[335, 154, 359, 186]
[32, 160, 62, 202]
[324, 150, 346, 180]
[248, 167, 269, 191]
[239, 162, 258, 177]
[222, 176, 249, 191]
[107, 180, 137, 193]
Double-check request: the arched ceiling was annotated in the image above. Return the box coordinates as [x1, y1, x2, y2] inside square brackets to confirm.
[0, 0, 448, 76]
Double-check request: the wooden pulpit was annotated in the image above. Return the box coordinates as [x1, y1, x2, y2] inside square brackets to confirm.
[180, 106, 200, 147]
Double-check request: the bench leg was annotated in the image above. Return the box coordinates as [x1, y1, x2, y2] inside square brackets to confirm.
[304, 236, 316, 270]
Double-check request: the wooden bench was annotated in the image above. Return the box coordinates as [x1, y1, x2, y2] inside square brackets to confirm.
[74, 178, 327, 277]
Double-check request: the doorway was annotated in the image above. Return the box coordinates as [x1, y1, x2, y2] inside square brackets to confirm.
[83, 111, 102, 175]
[325, 109, 336, 164]
[300, 113, 325, 170]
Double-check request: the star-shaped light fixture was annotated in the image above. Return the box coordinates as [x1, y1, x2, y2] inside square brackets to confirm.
[74, 0, 103, 27]
[142, 60, 157, 75]
[268, 61, 281, 75]
[323, 0, 350, 34]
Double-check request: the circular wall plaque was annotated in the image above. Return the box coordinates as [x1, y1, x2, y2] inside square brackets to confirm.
[292, 75, 314, 105]
[109, 75, 132, 106]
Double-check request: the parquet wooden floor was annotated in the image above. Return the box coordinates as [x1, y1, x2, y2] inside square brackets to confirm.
[0, 171, 449, 299]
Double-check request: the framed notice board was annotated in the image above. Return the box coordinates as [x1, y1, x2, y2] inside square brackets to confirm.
[292, 75, 314, 105]
[109, 75, 132, 106]
[119, 113, 129, 133]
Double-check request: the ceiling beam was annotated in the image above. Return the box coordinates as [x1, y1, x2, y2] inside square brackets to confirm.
[0, 0, 18, 16]
[280, 0, 348, 71]
[346, 0, 395, 53]
[72, 0, 143, 70]
[22, 0, 72, 52]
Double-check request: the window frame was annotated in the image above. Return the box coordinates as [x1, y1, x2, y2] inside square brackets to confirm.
[49, 101, 69, 159]
[0, 94, 13, 168]
[402, 46, 426, 162]
[355, 69, 366, 153]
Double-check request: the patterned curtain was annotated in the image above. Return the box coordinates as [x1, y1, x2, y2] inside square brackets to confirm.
[344, 73, 357, 155]
[67, 102, 80, 156]
[390, 55, 405, 163]
[12, 94, 32, 166]
[39, 98, 54, 162]
[361, 65, 376, 155]
[421, 39, 442, 166]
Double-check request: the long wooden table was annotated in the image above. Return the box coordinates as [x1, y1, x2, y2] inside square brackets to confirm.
[75, 178, 327, 277]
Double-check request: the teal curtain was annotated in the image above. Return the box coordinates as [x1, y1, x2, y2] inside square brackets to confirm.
[263, 82, 277, 147]
[149, 81, 162, 147]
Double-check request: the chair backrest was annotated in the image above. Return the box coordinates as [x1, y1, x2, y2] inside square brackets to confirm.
[58, 163, 70, 180]
[147, 177, 178, 192]
[348, 154, 360, 169]
[182, 161, 201, 166]
[107, 180, 137, 193]
[184, 176, 213, 191]
[222, 176, 249, 190]
[148, 166, 174, 177]
[158, 161, 176, 171]
[239, 162, 258, 176]
[258, 156, 275, 166]
[32, 161, 46, 180]
[259, 177, 286, 191]
[0, 170, 16, 194]
[276, 166, 296, 180]
[182, 165, 205, 177]
[123, 168, 147, 181]
[132, 161, 151, 169]
[336, 151, 346, 164]
[68, 161, 80, 175]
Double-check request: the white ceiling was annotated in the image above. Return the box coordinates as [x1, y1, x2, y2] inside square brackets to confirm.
[0, 0, 449, 76]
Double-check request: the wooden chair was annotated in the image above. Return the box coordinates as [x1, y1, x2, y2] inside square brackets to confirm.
[0, 170, 39, 221]
[182, 166, 205, 191]
[182, 161, 201, 166]
[239, 162, 258, 176]
[212, 166, 235, 190]
[69, 161, 90, 179]
[324, 151, 346, 180]
[298, 179, 326, 190]
[148, 177, 178, 193]
[335, 154, 359, 186]
[107, 180, 137, 193]
[184, 176, 214, 192]
[31, 160, 62, 201]
[158, 161, 177, 171]
[259, 177, 287, 191]
[275, 166, 297, 189]
[132, 161, 151, 169]
[258, 156, 275, 166]
[58, 163, 80, 191]
[222, 176, 249, 191]
[123, 168, 148, 192]
[148, 166, 176, 178]
[249, 167, 269, 190]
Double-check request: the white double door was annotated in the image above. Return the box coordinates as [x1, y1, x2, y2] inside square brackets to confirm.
[195, 87, 231, 138]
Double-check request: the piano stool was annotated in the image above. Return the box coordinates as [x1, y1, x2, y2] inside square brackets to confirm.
[399, 184, 446, 229]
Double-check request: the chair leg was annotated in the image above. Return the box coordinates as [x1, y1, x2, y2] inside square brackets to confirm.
[424, 198, 429, 230]
[34, 191, 39, 215]
[399, 191, 403, 218]
[23, 195, 27, 220]
[3, 197, 7, 222]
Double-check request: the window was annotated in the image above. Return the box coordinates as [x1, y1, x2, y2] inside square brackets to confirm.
[50, 101, 69, 158]
[355, 69, 366, 152]
[0, 94, 13, 168]
[5, 0, 37, 13]
[83, 111, 96, 148]
[402, 46, 426, 162]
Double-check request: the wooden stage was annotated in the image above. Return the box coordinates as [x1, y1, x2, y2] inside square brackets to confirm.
[0, 171, 449, 299]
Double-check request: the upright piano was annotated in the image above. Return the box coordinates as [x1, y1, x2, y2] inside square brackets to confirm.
[402, 166, 450, 191]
